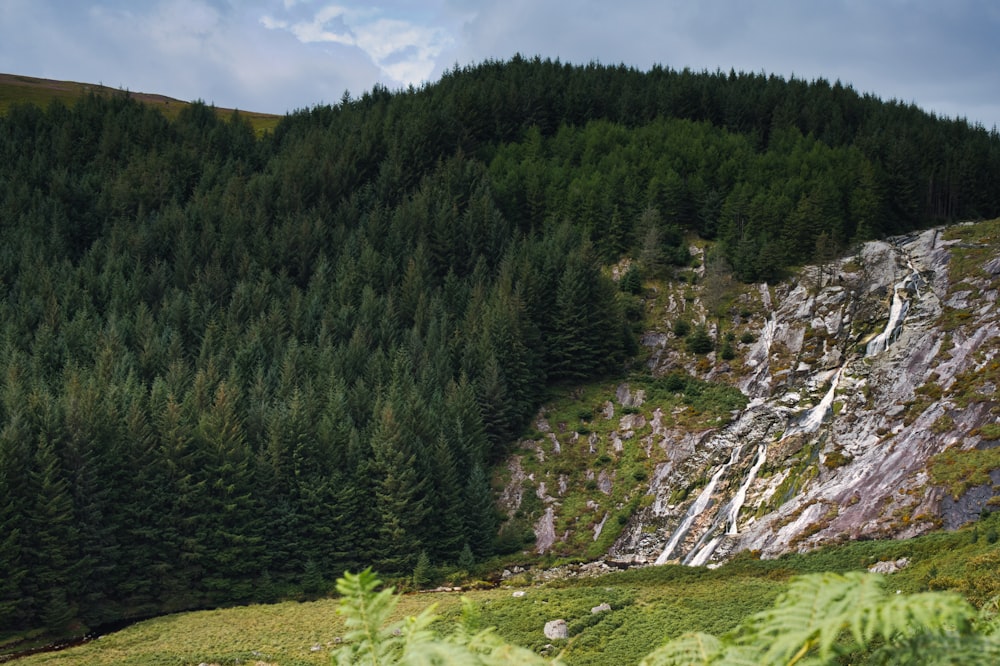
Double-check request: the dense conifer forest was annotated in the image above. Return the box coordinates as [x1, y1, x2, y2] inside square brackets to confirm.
[1, 55, 999, 635]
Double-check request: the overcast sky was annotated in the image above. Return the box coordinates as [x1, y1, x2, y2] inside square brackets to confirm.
[2, 0, 999, 130]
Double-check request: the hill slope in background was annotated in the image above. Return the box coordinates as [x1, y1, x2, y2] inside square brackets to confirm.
[0, 72, 282, 133]
[1, 57, 999, 649]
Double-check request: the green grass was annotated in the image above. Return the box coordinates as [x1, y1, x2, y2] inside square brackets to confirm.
[928, 445, 1000, 499]
[17, 513, 1000, 665]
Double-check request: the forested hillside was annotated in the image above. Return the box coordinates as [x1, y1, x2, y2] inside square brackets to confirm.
[1, 56, 999, 637]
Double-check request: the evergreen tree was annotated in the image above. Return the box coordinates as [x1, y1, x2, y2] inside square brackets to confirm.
[25, 435, 79, 632]
[191, 381, 260, 602]
[424, 432, 467, 563]
[0, 439, 29, 628]
[370, 401, 429, 573]
[686, 325, 714, 354]
[463, 462, 497, 559]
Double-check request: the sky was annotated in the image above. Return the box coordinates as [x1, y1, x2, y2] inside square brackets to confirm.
[2, 0, 999, 130]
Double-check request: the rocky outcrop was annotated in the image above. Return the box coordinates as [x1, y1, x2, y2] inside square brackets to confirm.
[612, 225, 1000, 565]
[502, 223, 999, 568]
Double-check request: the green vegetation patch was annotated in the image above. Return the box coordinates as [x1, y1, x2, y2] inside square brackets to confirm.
[942, 218, 1000, 284]
[13, 513, 1000, 665]
[927, 445, 1000, 500]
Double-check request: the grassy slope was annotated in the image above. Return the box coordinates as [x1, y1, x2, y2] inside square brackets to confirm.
[11, 512, 999, 665]
[0, 73, 282, 135]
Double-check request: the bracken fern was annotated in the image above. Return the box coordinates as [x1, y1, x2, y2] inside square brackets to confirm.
[332, 569, 555, 665]
[640, 571, 999, 666]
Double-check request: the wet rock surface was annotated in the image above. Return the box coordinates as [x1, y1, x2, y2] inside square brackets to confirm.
[614, 226, 1000, 564]
[501, 224, 999, 568]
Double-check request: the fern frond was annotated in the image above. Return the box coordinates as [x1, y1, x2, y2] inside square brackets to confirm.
[711, 645, 766, 666]
[639, 631, 723, 666]
[874, 589, 974, 642]
[334, 569, 403, 666]
[744, 571, 882, 662]
[868, 629, 1000, 665]
[459, 630, 556, 665]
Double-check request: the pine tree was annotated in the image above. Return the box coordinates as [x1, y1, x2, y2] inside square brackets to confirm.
[424, 432, 467, 563]
[370, 401, 429, 573]
[25, 435, 79, 632]
[192, 381, 261, 603]
[463, 463, 497, 559]
[686, 325, 714, 354]
[411, 551, 433, 589]
[0, 443, 29, 628]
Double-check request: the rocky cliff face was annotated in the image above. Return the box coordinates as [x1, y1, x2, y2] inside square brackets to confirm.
[502, 221, 1000, 567]
[609, 223, 1000, 565]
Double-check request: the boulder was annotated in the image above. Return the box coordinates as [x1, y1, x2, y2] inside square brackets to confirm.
[544, 619, 568, 640]
[868, 557, 910, 574]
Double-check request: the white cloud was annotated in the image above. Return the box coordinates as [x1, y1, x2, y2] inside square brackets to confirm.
[262, 2, 454, 86]
[259, 15, 288, 30]
[1, 1, 997, 127]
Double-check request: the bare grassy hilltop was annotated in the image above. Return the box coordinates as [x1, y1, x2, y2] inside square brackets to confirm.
[0, 72, 281, 134]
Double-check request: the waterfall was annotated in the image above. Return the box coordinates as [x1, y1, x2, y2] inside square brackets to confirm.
[866, 260, 923, 356]
[725, 444, 767, 534]
[785, 366, 844, 438]
[865, 281, 911, 356]
[654, 444, 741, 565]
[685, 535, 723, 567]
[740, 315, 775, 398]
[682, 442, 768, 566]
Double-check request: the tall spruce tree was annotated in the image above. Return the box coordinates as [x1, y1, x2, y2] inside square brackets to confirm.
[370, 401, 429, 573]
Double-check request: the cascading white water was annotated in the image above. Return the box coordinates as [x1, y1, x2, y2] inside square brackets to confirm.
[678, 364, 844, 567]
[866, 260, 923, 356]
[784, 366, 844, 438]
[725, 443, 767, 534]
[682, 442, 768, 566]
[741, 316, 776, 398]
[866, 281, 910, 356]
[654, 444, 741, 565]
[685, 535, 722, 567]
[638, 234, 937, 569]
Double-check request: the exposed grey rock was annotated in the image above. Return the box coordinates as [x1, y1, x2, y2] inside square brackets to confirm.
[868, 557, 910, 574]
[619, 413, 646, 431]
[520, 225, 998, 569]
[534, 507, 557, 554]
[593, 512, 609, 541]
[597, 469, 613, 495]
[611, 431, 624, 452]
[616, 384, 645, 408]
[544, 619, 568, 640]
[941, 468, 1000, 529]
[591, 603, 612, 614]
[498, 456, 526, 518]
[614, 226, 1000, 566]
[641, 332, 668, 347]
